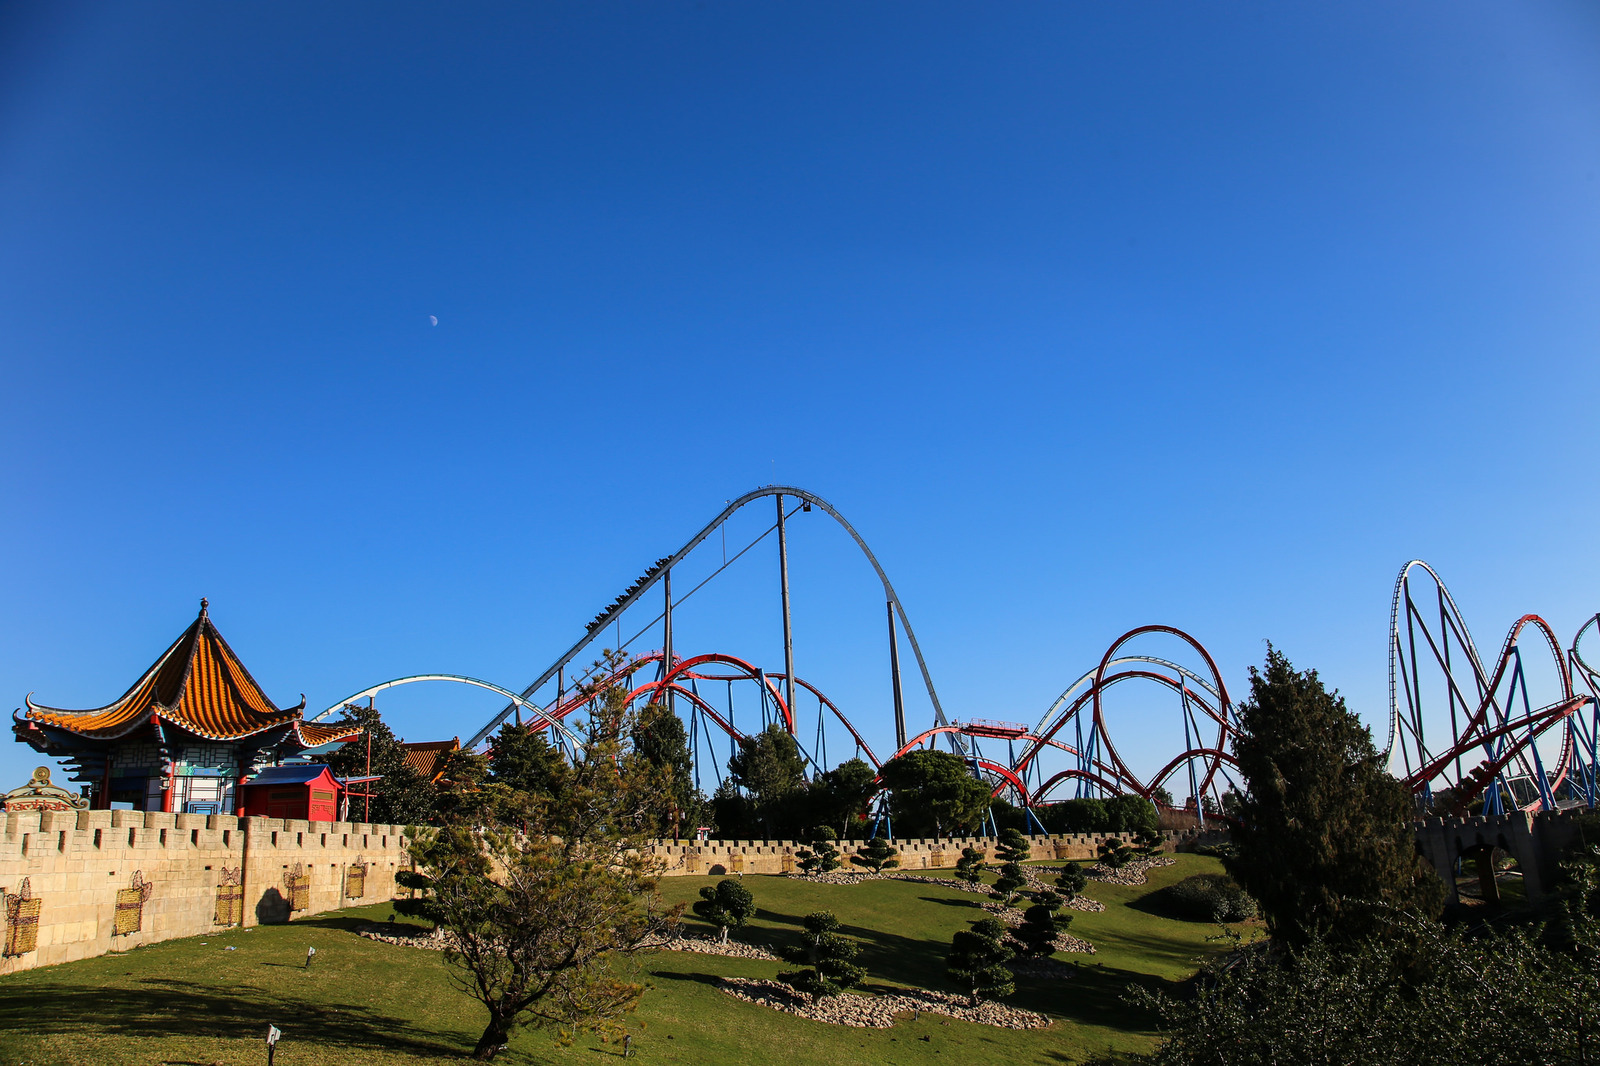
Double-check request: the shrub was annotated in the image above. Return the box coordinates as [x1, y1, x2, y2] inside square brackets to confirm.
[851, 834, 900, 873]
[693, 878, 756, 943]
[797, 826, 842, 874]
[1162, 873, 1257, 922]
[955, 846, 987, 884]
[947, 917, 1014, 1004]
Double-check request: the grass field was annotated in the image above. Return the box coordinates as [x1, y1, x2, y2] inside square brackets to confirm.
[0, 853, 1247, 1066]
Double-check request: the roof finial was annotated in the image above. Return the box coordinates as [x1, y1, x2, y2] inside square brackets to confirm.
[199, 597, 209, 617]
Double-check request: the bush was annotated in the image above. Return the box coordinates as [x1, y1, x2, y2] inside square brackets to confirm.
[1162, 873, 1257, 922]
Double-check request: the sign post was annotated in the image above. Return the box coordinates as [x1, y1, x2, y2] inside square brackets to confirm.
[265, 1023, 281, 1066]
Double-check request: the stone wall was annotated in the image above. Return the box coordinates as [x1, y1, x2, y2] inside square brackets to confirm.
[1, 818, 1183, 976]
[1413, 806, 1599, 903]
[649, 831, 1181, 876]
[0, 808, 407, 975]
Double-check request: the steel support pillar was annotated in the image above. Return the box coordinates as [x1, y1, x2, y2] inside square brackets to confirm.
[888, 599, 906, 751]
[663, 568, 674, 714]
[777, 494, 796, 724]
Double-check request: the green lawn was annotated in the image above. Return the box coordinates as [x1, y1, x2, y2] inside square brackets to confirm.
[0, 854, 1246, 1066]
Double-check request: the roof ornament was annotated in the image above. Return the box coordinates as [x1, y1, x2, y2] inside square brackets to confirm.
[199, 598, 209, 617]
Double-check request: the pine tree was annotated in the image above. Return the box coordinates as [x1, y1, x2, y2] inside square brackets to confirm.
[1016, 895, 1073, 958]
[955, 846, 987, 884]
[1228, 647, 1445, 946]
[797, 826, 842, 875]
[850, 834, 900, 873]
[947, 917, 1015, 1004]
[692, 878, 755, 943]
[1098, 837, 1133, 869]
[781, 911, 864, 996]
[992, 862, 1028, 905]
[1055, 861, 1087, 901]
[995, 827, 1032, 865]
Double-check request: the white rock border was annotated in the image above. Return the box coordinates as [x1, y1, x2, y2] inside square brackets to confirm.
[719, 977, 1051, 1030]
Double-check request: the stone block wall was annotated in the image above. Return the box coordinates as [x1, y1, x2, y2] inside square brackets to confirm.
[647, 830, 1182, 876]
[0, 808, 407, 976]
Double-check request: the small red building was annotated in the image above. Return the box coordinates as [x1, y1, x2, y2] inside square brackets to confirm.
[238, 764, 343, 821]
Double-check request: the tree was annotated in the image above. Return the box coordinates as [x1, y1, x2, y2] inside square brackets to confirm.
[1016, 896, 1073, 958]
[1117, 899, 1600, 1066]
[1134, 824, 1165, 858]
[781, 911, 864, 996]
[709, 779, 754, 839]
[1106, 794, 1161, 836]
[1151, 786, 1175, 808]
[693, 878, 755, 944]
[324, 703, 437, 825]
[954, 846, 987, 885]
[631, 701, 703, 836]
[995, 827, 1032, 865]
[947, 917, 1014, 1004]
[1055, 861, 1087, 901]
[851, 834, 900, 873]
[486, 721, 568, 801]
[797, 825, 842, 874]
[397, 657, 677, 1060]
[878, 750, 992, 837]
[1098, 837, 1133, 870]
[1040, 797, 1110, 834]
[1227, 647, 1444, 947]
[992, 862, 1028, 906]
[807, 758, 878, 838]
[727, 724, 808, 837]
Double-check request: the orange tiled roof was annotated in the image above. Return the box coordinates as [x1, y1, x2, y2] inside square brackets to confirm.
[23, 600, 317, 743]
[400, 737, 460, 782]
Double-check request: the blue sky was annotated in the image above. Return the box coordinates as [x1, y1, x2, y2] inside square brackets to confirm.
[2, 2, 1598, 792]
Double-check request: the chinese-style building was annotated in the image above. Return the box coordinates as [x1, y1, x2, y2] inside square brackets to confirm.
[12, 600, 361, 813]
[237, 764, 344, 821]
[399, 737, 460, 783]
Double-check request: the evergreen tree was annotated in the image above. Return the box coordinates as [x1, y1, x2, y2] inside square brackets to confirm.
[1016, 896, 1073, 957]
[992, 863, 1028, 905]
[487, 721, 568, 800]
[1055, 861, 1087, 901]
[878, 750, 992, 837]
[631, 701, 703, 836]
[807, 757, 878, 837]
[1227, 647, 1444, 946]
[1105, 793, 1161, 835]
[955, 846, 987, 884]
[851, 834, 900, 873]
[947, 917, 1015, 1004]
[781, 911, 864, 996]
[692, 878, 755, 944]
[709, 779, 754, 839]
[727, 724, 808, 837]
[324, 704, 437, 825]
[995, 826, 1032, 864]
[797, 825, 842, 874]
[1098, 837, 1133, 869]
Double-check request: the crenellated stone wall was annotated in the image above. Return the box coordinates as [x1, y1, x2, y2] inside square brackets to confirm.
[1, 819, 1186, 976]
[0, 808, 407, 975]
[651, 831, 1182, 876]
[1413, 806, 1600, 903]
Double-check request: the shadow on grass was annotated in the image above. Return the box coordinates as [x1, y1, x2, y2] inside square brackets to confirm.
[919, 896, 981, 909]
[651, 970, 725, 988]
[0, 978, 465, 1059]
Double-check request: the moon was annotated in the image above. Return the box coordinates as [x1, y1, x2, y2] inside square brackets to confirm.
[429, 315, 438, 326]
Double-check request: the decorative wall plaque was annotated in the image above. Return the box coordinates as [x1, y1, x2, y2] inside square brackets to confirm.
[344, 859, 367, 900]
[113, 871, 152, 936]
[284, 862, 310, 912]
[4, 879, 40, 956]
[214, 867, 243, 926]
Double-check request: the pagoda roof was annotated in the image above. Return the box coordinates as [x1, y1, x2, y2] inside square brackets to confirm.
[400, 737, 460, 782]
[21, 600, 359, 747]
[242, 764, 340, 787]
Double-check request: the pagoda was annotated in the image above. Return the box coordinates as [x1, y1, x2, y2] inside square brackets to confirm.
[12, 600, 361, 813]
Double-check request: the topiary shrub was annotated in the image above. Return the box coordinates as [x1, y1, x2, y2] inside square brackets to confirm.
[1161, 873, 1257, 922]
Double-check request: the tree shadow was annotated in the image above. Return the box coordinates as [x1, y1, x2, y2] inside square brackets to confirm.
[0, 978, 465, 1059]
[649, 970, 724, 988]
[919, 896, 981, 909]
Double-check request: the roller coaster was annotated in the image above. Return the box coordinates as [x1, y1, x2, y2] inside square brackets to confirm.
[315, 486, 1596, 823]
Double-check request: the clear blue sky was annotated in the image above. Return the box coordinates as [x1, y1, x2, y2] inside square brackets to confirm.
[3, 2, 1598, 792]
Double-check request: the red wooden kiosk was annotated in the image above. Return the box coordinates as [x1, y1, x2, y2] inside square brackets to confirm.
[238, 764, 344, 821]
